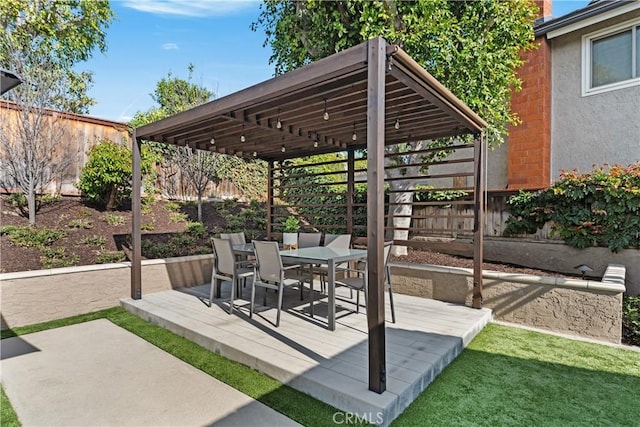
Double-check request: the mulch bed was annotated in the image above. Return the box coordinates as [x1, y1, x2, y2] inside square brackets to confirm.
[1, 195, 573, 278]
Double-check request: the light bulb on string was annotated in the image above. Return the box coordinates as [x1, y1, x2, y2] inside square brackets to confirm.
[394, 118, 400, 130]
[323, 99, 329, 121]
[352, 123, 357, 141]
[240, 122, 246, 143]
[276, 110, 282, 129]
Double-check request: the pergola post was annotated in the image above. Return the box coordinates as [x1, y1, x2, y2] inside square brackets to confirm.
[131, 133, 142, 299]
[346, 147, 355, 235]
[267, 160, 274, 241]
[366, 37, 387, 394]
[472, 133, 484, 308]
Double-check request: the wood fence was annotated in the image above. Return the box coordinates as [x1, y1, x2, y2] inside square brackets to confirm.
[413, 191, 555, 239]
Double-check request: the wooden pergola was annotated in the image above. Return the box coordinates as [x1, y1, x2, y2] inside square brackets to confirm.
[133, 37, 487, 393]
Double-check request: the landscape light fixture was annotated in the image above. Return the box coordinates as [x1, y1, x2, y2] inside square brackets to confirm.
[240, 122, 246, 143]
[352, 123, 357, 141]
[574, 264, 594, 279]
[323, 98, 329, 121]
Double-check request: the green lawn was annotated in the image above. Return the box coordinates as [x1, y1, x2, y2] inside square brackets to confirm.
[2, 309, 639, 427]
[393, 323, 640, 426]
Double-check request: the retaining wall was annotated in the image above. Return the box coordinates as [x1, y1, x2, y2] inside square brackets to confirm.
[0, 255, 213, 330]
[390, 263, 626, 343]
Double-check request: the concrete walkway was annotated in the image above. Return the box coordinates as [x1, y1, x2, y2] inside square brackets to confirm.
[0, 319, 300, 426]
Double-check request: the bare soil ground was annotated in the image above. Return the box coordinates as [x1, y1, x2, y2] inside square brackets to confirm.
[1, 195, 573, 278]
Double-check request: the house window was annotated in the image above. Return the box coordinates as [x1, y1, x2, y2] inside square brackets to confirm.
[583, 19, 640, 96]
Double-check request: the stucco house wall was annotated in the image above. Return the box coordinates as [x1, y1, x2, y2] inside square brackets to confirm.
[550, 10, 640, 180]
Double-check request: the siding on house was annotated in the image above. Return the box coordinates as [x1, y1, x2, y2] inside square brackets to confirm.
[550, 9, 640, 179]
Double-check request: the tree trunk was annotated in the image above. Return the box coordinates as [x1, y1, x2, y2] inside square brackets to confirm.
[197, 192, 203, 223]
[106, 186, 117, 210]
[386, 183, 414, 256]
[28, 186, 36, 226]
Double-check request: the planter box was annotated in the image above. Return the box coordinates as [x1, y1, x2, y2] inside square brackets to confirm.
[390, 262, 626, 344]
[0, 254, 213, 330]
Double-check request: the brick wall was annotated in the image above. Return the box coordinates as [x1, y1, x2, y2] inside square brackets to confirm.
[507, 0, 552, 189]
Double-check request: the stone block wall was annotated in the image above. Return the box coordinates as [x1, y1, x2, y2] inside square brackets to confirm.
[0, 255, 213, 330]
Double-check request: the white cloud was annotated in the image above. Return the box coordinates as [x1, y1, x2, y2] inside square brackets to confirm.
[162, 43, 179, 50]
[122, 0, 258, 17]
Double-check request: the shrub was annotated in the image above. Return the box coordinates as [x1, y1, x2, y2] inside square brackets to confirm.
[77, 139, 155, 210]
[1, 226, 67, 247]
[164, 201, 180, 212]
[67, 219, 94, 229]
[7, 192, 27, 208]
[623, 295, 640, 347]
[141, 194, 156, 215]
[103, 213, 125, 226]
[78, 208, 92, 217]
[82, 235, 106, 247]
[140, 222, 156, 231]
[169, 212, 188, 223]
[504, 163, 640, 252]
[96, 250, 126, 264]
[40, 247, 79, 269]
[6, 192, 60, 217]
[185, 221, 207, 238]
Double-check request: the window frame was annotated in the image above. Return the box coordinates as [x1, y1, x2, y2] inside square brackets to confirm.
[582, 17, 640, 96]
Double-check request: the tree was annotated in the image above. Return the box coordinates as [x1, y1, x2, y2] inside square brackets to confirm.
[254, 0, 538, 254]
[77, 139, 155, 210]
[1, 0, 114, 113]
[131, 65, 268, 220]
[0, 0, 113, 225]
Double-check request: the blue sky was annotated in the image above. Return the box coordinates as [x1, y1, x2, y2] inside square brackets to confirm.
[84, 0, 591, 123]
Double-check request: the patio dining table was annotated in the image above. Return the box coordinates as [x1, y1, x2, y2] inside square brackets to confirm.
[233, 244, 367, 331]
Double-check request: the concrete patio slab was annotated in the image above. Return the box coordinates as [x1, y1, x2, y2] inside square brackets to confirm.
[122, 284, 492, 426]
[0, 319, 300, 427]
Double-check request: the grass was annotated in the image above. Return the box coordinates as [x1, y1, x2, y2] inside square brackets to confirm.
[3, 311, 639, 427]
[392, 323, 640, 426]
[1, 387, 20, 427]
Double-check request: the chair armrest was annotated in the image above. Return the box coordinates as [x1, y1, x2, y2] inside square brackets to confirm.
[235, 260, 254, 268]
[282, 264, 302, 271]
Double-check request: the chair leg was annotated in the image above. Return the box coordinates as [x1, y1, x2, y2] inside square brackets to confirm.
[355, 289, 360, 313]
[229, 278, 236, 315]
[276, 285, 284, 327]
[249, 279, 256, 318]
[388, 285, 396, 324]
[386, 265, 396, 323]
[209, 277, 215, 308]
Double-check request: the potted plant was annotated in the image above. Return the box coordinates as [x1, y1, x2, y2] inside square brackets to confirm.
[282, 215, 300, 250]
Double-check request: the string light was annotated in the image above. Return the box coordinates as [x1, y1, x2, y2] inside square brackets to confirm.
[210, 129, 215, 145]
[352, 122, 357, 141]
[313, 139, 319, 148]
[253, 151, 257, 157]
[276, 110, 282, 129]
[323, 98, 329, 121]
[240, 122, 246, 143]
[394, 117, 400, 130]
[281, 145, 286, 153]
